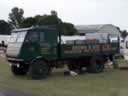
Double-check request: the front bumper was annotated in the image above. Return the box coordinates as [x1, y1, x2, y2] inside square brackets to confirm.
[7, 57, 24, 63]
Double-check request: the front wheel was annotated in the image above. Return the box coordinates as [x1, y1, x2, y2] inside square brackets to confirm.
[87, 57, 105, 73]
[29, 60, 50, 80]
[11, 63, 29, 76]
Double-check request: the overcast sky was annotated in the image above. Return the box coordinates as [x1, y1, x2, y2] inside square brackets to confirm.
[0, 0, 128, 30]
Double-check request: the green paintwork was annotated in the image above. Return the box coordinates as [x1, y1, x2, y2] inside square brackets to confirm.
[18, 27, 58, 62]
[6, 26, 120, 63]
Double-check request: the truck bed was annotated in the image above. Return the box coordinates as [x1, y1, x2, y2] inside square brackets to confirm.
[61, 42, 119, 58]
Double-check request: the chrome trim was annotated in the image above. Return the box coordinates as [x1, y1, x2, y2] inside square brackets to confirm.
[7, 58, 24, 62]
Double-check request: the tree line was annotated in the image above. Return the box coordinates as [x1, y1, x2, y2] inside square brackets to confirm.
[0, 7, 77, 35]
[0, 7, 128, 39]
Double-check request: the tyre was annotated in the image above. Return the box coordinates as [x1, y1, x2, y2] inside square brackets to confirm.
[29, 60, 50, 80]
[87, 56, 104, 73]
[11, 63, 29, 75]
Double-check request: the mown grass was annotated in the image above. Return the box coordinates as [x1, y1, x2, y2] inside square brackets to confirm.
[0, 57, 128, 96]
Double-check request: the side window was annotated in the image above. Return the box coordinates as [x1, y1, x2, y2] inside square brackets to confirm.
[26, 31, 39, 42]
[17, 32, 27, 42]
[40, 32, 45, 42]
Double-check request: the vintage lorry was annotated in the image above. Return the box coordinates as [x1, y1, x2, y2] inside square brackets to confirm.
[6, 26, 120, 79]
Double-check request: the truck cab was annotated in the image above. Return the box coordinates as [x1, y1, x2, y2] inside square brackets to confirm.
[7, 27, 58, 62]
[6, 26, 59, 78]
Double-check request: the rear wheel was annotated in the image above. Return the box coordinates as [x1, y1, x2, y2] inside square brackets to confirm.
[11, 63, 29, 75]
[29, 60, 50, 80]
[87, 57, 105, 73]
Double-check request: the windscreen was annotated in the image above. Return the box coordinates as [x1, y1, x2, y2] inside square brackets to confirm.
[9, 31, 27, 43]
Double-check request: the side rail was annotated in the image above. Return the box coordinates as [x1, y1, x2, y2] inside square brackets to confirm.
[61, 42, 119, 57]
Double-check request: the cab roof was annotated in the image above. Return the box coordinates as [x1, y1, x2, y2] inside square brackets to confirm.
[12, 26, 57, 32]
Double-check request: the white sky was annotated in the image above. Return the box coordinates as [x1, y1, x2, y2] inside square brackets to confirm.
[0, 0, 128, 30]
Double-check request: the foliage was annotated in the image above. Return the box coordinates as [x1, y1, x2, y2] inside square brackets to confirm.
[61, 22, 77, 35]
[22, 15, 60, 27]
[116, 26, 128, 39]
[21, 17, 36, 28]
[21, 15, 77, 35]
[36, 15, 60, 25]
[9, 7, 24, 28]
[0, 20, 11, 35]
[121, 30, 128, 39]
[8, 8, 78, 35]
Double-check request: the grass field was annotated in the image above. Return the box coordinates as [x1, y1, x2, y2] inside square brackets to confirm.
[0, 57, 128, 96]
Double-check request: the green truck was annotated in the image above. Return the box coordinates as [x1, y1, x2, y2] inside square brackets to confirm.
[6, 26, 120, 79]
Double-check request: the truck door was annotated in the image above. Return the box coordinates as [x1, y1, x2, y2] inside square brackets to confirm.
[20, 31, 40, 61]
[39, 30, 58, 60]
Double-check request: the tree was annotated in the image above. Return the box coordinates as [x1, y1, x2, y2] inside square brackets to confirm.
[62, 22, 77, 35]
[21, 10, 78, 35]
[21, 15, 60, 27]
[121, 30, 128, 39]
[51, 10, 57, 16]
[9, 7, 24, 29]
[40, 15, 60, 25]
[21, 17, 36, 28]
[22, 15, 77, 35]
[116, 26, 128, 40]
[0, 20, 11, 35]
